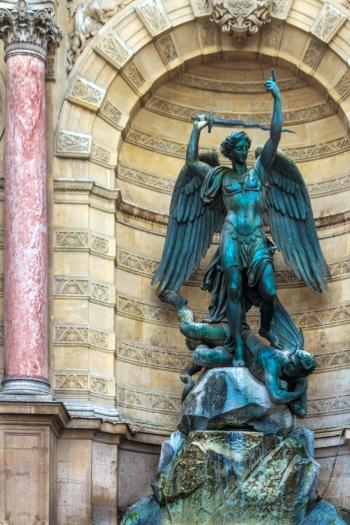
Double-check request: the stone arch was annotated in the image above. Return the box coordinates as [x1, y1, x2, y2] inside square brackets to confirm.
[51, 0, 350, 433]
[54, 0, 350, 180]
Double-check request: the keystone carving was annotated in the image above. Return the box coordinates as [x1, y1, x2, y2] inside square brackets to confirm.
[209, 0, 271, 41]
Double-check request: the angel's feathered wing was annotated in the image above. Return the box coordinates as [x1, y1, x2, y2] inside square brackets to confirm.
[263, 149, 330, 292]
[152, 163, 225, 293]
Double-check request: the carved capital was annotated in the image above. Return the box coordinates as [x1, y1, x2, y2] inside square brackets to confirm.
[0, 0, 61, 59]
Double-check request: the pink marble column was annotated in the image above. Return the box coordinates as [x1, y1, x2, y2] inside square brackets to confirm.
[0, 0, 60, 396]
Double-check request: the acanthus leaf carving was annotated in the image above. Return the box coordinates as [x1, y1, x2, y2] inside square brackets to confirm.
[311, 2, 346, 43]
[68, 76, 106, 111]
[209, 0, 271, 41]
[94, 31, 132, 70]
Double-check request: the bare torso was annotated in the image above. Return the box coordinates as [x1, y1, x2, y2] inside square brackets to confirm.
[222, 165, 266, 236]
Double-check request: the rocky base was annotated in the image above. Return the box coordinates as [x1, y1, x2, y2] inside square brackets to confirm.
[121, 428, 346, 525]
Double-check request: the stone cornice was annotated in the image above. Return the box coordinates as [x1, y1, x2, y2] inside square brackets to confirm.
[145, 96, 336, 126]
[117, 163, 350, 198]
[0, 0, 61, 59]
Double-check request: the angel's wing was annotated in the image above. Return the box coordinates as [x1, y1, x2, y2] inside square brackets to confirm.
[152, 163, 225, 293]
[263, 149, 330, 292]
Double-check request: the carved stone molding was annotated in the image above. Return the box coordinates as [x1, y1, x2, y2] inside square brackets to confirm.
[271, 0, 292, 20]
[116, 339, 191, 371]
[0, 0, 61, 59]
[54, 275, 114, 305]
[67, 0, 133, 73]
[336, 70, 350, 100]
[118, 162, 350, 199]
[311, 2, 346, 44]
[94, 31, 132, 69]
[68, 76, 106, 111]
[54, 324, 113, 350]
[117, 384, 181, 415]
[100, 98, 123, 128]
[116, 246, 350, 286]
[209, 0, 271, 41]
[302, 38, 326, 70]
[125, 127, 350, 162]
[315, 348, 350, 372]
[54, 229, 114, 259]
[55, 129, 92, 158]
[116, 294, 179, 326]
[198, 18, 218, 47]
[156, 33, 178, 63]
[116, 294, 350, 331]
[308, 393, 350, 417]
[53, 370, 109, 395]
[135, 0, 170, 36]
[145, 95, 335, 125]
[174, 71, 305, 92]
[122, 62, 145, 92]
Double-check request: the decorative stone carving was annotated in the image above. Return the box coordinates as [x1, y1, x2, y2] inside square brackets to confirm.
[0, 0, 61, 58]
[135, 0, 170, 36]
[145, 96, 334, 125]
[263, 21, 282, 48]
[174, 72, 305, 92]
[198, 19, 217, 47]
[117, 384, 181, 414]
[55, 129, 92, 158]
[157, 34, 177, 63]
[116, 339, 191, 372]
[123, 62, 145, 90]
[308, 393, 350, 416]
[68, 76, 106, 111]
[311, 2, 346, 43]
[336, 70, 350, 99]
[303, 38, 326, 70]
[54, 277, 89, 295]
[54, 230, 89, 249]
[190, 0, 211, 16]
[100, 98, 122, 128]
[209, 0, 271, 41]
[94, 31, 132, 69]
[271, 0, 292, 19]
[117, 164, 174, 193]
[54, 324, 112, 349]
[126, 127, 350, 162]
[90, 143, 112, 167]
[67, 0, 132, 72]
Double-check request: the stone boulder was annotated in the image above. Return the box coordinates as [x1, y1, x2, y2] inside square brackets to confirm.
[121, 428, 345, 525]
[178, 366, 294, 435]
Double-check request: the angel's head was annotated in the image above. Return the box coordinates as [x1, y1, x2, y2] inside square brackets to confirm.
[199, 149, 219, 167]
[220, 131, 251, 165]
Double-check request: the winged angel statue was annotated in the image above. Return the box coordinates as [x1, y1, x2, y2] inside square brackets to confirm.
[152, 72, 330, 375]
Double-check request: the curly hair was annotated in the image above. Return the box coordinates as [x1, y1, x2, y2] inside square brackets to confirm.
[294, 350, 317, 375]
[220, 131, 251, 160]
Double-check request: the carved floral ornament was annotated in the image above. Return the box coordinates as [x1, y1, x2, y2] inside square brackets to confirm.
[209, 0, 271, 40]
[0, 0, 61, 58]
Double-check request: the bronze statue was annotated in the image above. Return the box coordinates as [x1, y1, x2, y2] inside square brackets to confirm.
[152, 72, 329, 370]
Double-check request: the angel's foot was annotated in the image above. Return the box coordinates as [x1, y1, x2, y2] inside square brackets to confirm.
[259, 327, 283, 349]
[232, 345, 246, 368]
[159, 289, 187, 309]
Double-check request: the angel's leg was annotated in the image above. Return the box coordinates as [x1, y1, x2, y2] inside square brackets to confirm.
[258, 264, 280, 347]
[225, 266, 245, 367]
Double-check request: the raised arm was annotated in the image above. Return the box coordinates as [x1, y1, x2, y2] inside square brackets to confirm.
[186, 116, 209, 163]
[260, 73, 282, 171]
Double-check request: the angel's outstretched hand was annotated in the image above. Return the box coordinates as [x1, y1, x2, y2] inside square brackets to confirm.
[265, 73, 281, 100]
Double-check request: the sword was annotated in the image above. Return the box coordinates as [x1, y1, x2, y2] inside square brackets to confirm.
[192, 110, 295, 134]
[192, 70, 295, 134]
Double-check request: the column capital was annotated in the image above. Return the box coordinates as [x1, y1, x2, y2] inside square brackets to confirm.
[0, 0, 61, 59]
